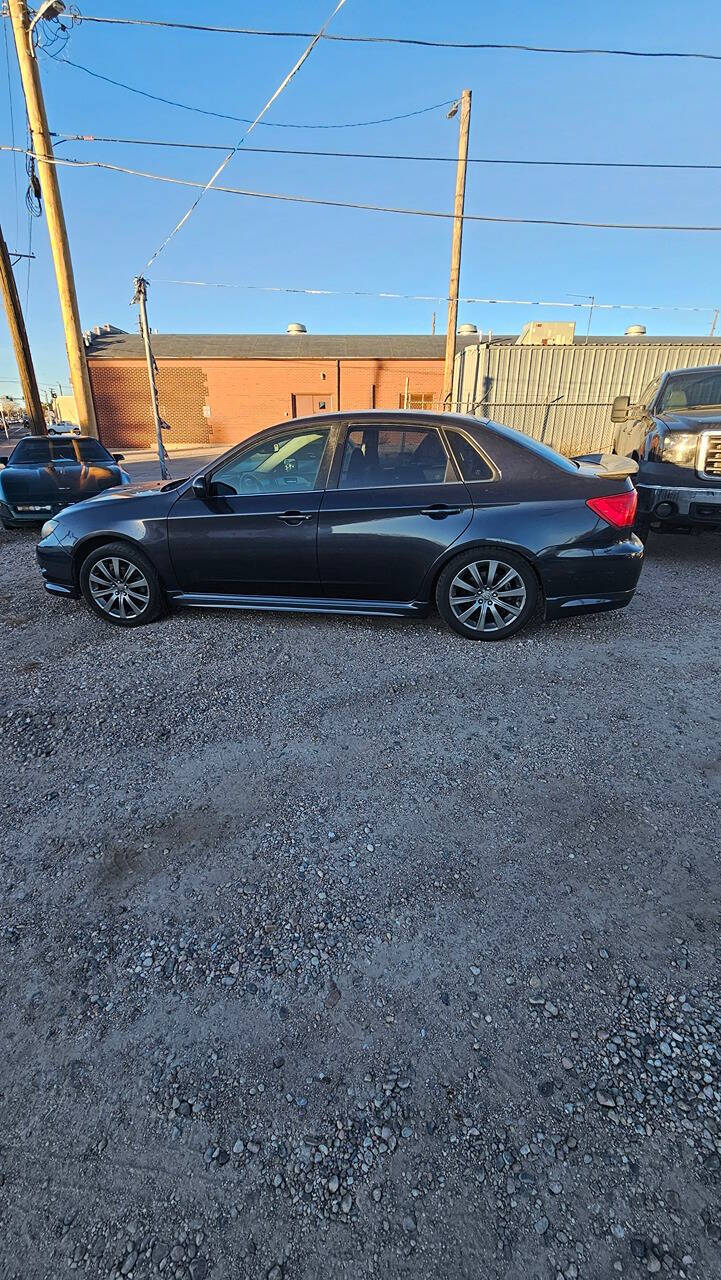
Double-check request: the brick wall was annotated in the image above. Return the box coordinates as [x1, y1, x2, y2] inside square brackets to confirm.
[88, 356, 444, 449]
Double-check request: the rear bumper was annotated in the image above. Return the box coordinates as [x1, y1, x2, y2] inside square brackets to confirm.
[545, 587, 636, 621]
[637, 481, 721, 527]
[543, 534, 643, 620]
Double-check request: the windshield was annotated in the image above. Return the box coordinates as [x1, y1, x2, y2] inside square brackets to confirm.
[10, 438, 114, 464]
[658, 370, 721, 413]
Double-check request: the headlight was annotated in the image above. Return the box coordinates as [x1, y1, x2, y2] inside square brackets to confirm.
[40, 518, 59, 540]
[660, 433, 698, 467]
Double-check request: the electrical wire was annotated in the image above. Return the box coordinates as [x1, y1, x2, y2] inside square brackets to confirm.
[150, 278, 721, 313]
[52, 132, 721, 172]
[51, 56, 454, 130]
[5, 144, 721, 233]
[144, 0, 350, 268]
[66, 14, 721, 60]
[2, 17, 19, 245]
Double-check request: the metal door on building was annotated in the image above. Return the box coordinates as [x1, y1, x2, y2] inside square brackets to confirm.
[292, 393, 333, 417]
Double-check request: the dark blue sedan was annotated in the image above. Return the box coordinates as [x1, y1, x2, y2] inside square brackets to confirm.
[0, 434, 129, 529]
[35, 411, 644, 641]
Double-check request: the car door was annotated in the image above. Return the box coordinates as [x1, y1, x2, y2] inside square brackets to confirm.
[317, 420, 473, 602]
[167, 425, 333, 595]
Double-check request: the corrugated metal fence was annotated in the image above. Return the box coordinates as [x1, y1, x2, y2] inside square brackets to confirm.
[453, 339, 721, 455]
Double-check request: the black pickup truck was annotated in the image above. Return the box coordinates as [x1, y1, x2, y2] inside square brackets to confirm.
[611, 364, 721, 537]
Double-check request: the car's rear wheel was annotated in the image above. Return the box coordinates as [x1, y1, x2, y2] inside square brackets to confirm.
[436, 548, 538, 641]
[79, 541, 165, 627]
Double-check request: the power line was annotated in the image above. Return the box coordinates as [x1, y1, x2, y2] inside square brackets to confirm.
[66, 15, 721, 61]
[150, 277, 721, 313]
[6, 145, 721, 233]
[2, 17, 19, 245]
[52, 132, 721, 173]
[51, 56, 454, 129]
[145, 0, 350, 268]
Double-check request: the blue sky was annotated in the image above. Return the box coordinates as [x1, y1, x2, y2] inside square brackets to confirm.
[2, 0, 721, 392]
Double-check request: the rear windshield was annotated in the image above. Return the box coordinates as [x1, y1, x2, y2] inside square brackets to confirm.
[482, 418, 579, 472]
[10, 438, 114, 464]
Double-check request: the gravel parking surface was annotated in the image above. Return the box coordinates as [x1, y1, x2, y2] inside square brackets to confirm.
[1, 516, 720, 1280]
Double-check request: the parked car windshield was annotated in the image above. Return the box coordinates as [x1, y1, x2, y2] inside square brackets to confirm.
[10, 437, 114, 464]
[658, 370, 721, 412]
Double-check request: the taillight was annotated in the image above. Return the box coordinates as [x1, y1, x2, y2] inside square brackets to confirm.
[586, 489, 638, 528]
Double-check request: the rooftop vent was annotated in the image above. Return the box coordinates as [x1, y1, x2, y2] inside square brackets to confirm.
[625, 324, 647, 336]
[287, 322, 307, 334]
[457, 323, 478, 335]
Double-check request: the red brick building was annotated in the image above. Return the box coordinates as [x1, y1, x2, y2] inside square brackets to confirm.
[85, 329, 478, 450]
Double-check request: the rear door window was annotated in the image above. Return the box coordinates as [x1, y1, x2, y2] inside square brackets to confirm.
[338, 426, 456, 488]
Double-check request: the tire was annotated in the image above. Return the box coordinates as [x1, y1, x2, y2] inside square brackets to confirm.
[634, 513, 653, 544]
[436, 547, 538, 641]
[79, 541, 165, 627]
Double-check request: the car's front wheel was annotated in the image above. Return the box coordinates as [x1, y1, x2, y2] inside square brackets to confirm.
[436, 548, 538, 641]
[79, 541, 165, 626]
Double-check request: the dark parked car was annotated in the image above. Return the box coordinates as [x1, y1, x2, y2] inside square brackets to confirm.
[611, 365, 721, 536]
[0, 434, 128, 529]
[36, 411, 643, 641]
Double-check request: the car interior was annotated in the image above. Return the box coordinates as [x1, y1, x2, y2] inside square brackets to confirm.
[339, 427, 454, 488]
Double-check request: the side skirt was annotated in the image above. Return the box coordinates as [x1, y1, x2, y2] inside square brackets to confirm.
[168, 591, 428, 619]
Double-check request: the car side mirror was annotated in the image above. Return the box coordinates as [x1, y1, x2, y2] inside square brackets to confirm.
[113, 453, 125, 462]
[191, 473, 209, 498]
[611, 394, 631, 423]
[0, 456, 8, 466]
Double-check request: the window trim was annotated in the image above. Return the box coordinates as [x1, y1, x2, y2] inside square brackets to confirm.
[204, 423, 335, 497]
[441, 426, 500, 484]
[329, 420, 462, 492]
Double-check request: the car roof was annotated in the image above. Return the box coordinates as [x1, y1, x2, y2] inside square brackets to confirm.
[663, 364, 721, 378]
[286, 409, 490, 430]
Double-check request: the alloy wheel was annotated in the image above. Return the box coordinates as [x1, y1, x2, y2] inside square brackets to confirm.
[87, 556, 151, 620]
[448, 558, 527, 633]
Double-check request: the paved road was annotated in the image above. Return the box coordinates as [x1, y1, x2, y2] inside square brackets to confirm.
[1, 525, 720, 1280]
[124, 450, 224, 484]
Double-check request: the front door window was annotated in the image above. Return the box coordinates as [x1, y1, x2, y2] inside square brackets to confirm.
[210, 429, 329, 496]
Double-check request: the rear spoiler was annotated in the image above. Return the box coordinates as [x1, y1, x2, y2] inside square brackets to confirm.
[573, 452, 638, 480]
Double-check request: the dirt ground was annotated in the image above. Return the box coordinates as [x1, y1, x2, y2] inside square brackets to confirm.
[1, 511, 720, 1280]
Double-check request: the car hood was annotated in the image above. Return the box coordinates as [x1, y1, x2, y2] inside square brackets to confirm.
[0, 462, 124, 502]
[657, 410, 721, 434]
[87, 478, 182, 500]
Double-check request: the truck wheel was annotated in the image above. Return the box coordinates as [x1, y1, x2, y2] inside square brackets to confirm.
[634, 513, 652, 543]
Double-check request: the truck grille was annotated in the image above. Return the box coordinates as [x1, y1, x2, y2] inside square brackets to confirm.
[703, 434, 721, 477]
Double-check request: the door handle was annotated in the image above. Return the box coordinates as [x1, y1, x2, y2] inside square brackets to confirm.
[277, 510, 313, 524]
[421, 503, 463, 518]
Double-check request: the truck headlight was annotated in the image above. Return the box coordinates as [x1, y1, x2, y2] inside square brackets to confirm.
[40, 518, 59, 540]
[660, 433, 698, 467]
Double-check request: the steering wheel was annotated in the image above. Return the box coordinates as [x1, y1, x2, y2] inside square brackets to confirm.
[239, 472, 265, 494]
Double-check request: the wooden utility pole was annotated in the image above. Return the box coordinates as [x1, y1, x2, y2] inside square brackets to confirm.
[0, 221, 45, 434]
[441, 89, 472, 411]
[133, 277, 170, 480]
[8, 0, 97, 436]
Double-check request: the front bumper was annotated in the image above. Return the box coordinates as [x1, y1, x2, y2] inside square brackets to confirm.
[36, 540, 79, 598]
[1, 500, 55, 528]
[636, 481, 721, 527]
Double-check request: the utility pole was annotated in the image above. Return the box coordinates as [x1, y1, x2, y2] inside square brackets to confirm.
[441, 89, 472, 411]
[8, 0, 97, 436]
[133, 277, 170, 480]
[0, 221, 45, 433]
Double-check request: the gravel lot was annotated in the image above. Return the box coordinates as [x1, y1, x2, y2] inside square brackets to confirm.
[2, 497, 720, 1280]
